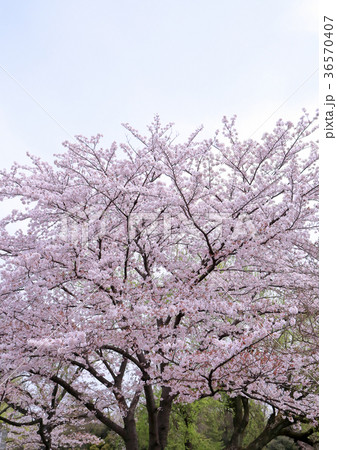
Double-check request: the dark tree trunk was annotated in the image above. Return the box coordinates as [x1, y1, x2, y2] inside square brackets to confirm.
[157, 386, 174, 449]
[144, 385, 175, 450]
[245, 412, 291, 450]
[182, 405, 193, 449]
[124, 415, 140, 450]
[38, 422, 52, 450]
[227, 396, 250, 450]
[143, 383, 160, 450]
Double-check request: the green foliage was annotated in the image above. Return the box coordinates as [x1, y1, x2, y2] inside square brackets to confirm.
[166, 401, 222, 450]
[136, 402, 150, 450]
[136, 394, 270, 449]
[136, 397, 225, 449]
[265, 435, 298, 450]
[242, 399, 267, 446]
[79, 397, 303, 449]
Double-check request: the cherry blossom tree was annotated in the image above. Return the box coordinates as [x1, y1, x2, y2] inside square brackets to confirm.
[0, 112, 318, 449]
[0, 369, 102, 449]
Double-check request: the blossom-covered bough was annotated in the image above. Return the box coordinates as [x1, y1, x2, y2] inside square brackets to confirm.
[0, 112, 318, 449]
[0, 372, 102, 449]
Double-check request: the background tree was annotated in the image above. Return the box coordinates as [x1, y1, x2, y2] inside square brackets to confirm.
[0, 112, 318, 449]
[0, 371, 101, 449]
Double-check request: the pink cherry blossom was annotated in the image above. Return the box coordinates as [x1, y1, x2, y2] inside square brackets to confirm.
[0, 113, 318, 449]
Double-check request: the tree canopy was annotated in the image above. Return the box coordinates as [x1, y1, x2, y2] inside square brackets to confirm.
[0, 113, 318, 449]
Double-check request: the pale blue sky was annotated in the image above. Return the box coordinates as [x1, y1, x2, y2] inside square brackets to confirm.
[0, 0, 318, 167]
